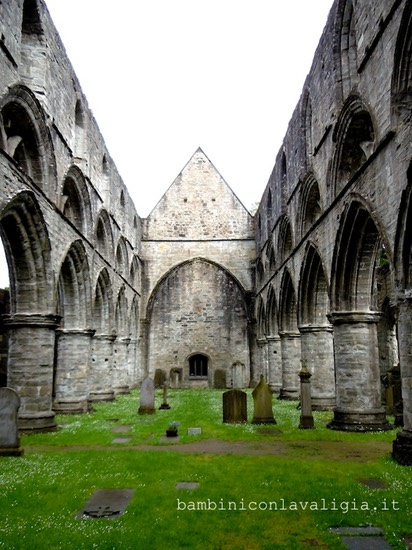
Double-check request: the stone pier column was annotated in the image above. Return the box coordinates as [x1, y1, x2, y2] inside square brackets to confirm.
[267, 335, 282, 393]
[113, 337, 131, 395]
[53, 328, 95, 413]
[299, 324, 335, 410]
[393, 297, 412, 465]
[4, 313, 60, 431]
[328, 312, 391, 431]
[279, 331, 301, 400]
[127, 338, 139, 389]
[88, 334, 116, 404]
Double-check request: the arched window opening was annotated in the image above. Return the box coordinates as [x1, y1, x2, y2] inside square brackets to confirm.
[189, 354, 208, 378]
[1, 101, 43, 184]
[22, 0, 43, 35]
[74, 100, 86, 159]
[62, 177, 83, 232]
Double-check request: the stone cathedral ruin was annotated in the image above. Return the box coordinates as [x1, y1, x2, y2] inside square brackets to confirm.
[0, 0, 411, 464]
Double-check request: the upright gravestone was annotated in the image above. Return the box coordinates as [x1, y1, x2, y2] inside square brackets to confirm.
[252, 375, 276, 424]
[138, 377, 155, 415]
[214, 369, 226, 389]
[223, 389, 247, 423]
[0, 387, 24, 456]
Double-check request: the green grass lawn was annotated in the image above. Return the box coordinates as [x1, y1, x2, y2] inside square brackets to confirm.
[0, 389, 410, 549]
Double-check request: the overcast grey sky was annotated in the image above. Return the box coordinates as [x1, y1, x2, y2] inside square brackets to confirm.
[46, 0, 333, 216]
[0, 0, 333, 288]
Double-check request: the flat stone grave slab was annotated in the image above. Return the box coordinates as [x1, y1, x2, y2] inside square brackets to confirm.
[176, 482, 200, 490]
[329, 527, 392, 550]
[358, 478, 389, 489]
[112, 437, 131, 444]
[187, 427, 202, 435]
[77, 489, 135, 519]
[341, 536, 392, 549]
[112, 425, 132, 433]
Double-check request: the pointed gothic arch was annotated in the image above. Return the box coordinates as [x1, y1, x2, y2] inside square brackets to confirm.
[61, 166, 92, 235]
[299, 243, 330, 326]
[330, 96, 375, 195]
[93, 269, 113, 335]
[0, 191, 53, 313]
[0, 85, 56, 193]
[57, 240, 91, 328]
[300, 173, 322, 238]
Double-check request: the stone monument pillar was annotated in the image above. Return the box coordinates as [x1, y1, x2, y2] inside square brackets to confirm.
[299, 324, 335, 410]
[279, 331, 301, 400]
[328, 312, 391, 432]
[4, 313, 60, 431]
[299, 366, 314, 429]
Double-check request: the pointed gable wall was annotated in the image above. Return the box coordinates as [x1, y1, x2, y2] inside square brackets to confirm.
[143, 149, 254, 240]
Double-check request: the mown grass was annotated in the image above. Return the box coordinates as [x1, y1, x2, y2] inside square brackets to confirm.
[0, 389, 410, 549]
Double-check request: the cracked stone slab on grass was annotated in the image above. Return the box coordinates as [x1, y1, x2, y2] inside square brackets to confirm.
[77, 489, 135, 519]
[112, 437, 131, 444]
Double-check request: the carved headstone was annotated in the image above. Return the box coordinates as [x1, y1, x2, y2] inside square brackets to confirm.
[0, 387, 23, 456]
[170, 368, 182, 389]
[214, 369, 226, 389]
[252, 375, 276, 424]
[138, 377, 155, 415]
[223, 389, 247, 423]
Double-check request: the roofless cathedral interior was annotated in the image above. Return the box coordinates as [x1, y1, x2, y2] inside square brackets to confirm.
[0, 0, 411, 464]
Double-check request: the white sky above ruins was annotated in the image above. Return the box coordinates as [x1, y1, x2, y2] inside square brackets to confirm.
[0, 0, 333, 287]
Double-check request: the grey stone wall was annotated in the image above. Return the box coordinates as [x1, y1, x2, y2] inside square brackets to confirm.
[142, 149, 255, 386]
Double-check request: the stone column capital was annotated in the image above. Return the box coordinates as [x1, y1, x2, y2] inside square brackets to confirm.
[56, 328, 95, 337]
[3, 313, 61, 329]
[298, 324, 333, 334]
[328, 311, 382, 325]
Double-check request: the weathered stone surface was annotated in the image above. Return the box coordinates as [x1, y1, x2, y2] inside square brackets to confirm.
[0, 0, 410, 465]
[223, 389, 247, 424]
[138, 377, 155, 415]
[0, 387, 23, 455]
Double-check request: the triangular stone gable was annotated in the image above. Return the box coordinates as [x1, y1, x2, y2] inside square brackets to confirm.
[143, 148, 254, 240]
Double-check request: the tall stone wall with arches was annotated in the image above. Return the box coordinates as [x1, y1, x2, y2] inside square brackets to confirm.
[0, 0, 143, 430]
[0, 0, 411, 466]
[254, 0, 411, 463]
